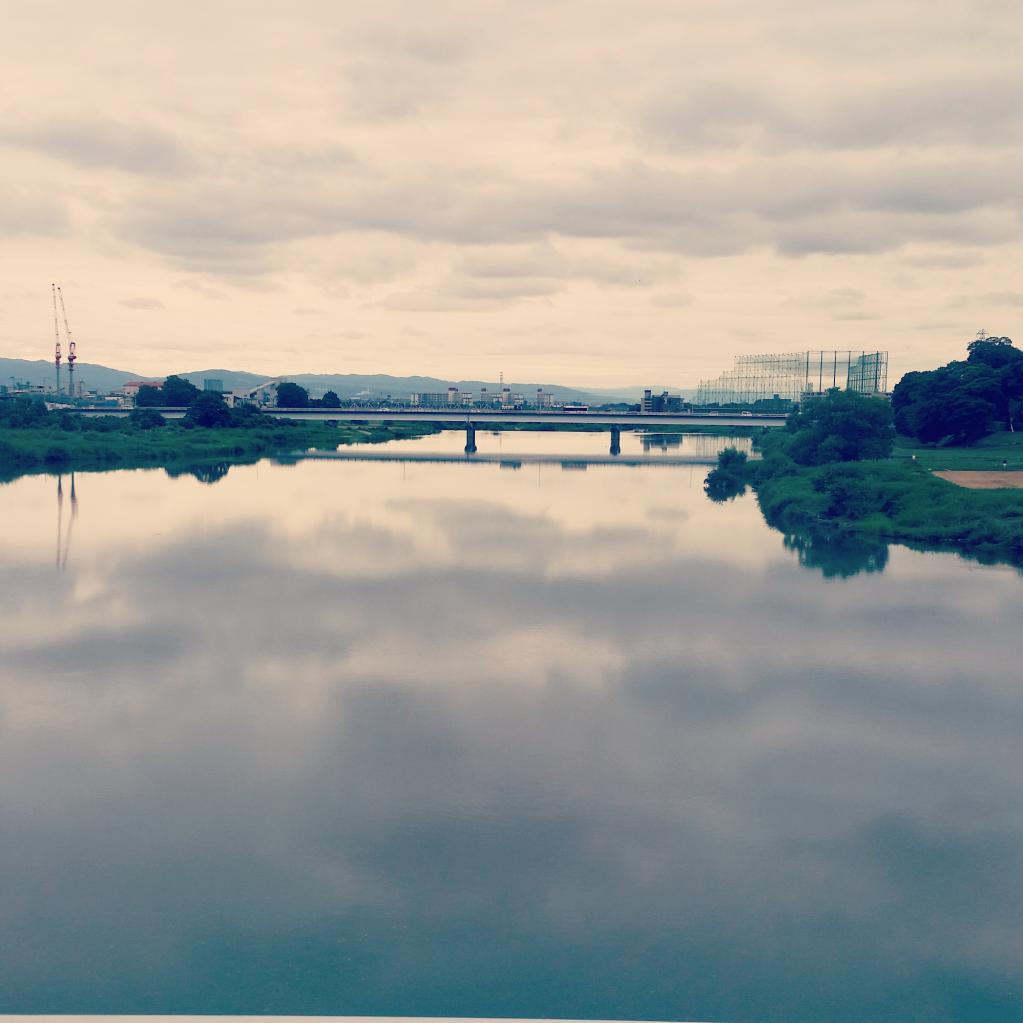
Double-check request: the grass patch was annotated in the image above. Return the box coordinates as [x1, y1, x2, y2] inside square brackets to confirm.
[0, 416, 437, 482]
[893, 431, 1023, 470]
[706, 405, 1023, 568]
[755, 458, 1023, 565]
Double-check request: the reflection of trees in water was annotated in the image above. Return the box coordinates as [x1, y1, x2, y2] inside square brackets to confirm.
[745, 485, 1017, 578]
[781, 530, 889, 578]
[704, 473, 747, 503]
[704, 448, 750, 503]
[754, 493, 889, 577]
[164, 462, 231, 485]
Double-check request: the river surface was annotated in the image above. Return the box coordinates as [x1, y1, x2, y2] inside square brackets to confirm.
[1, 429, 1021, 1022]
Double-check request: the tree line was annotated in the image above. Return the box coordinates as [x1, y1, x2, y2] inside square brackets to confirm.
[892, 337, 1023, 444]
[274, 381, 342, 408]
[136, 377, 341, 411]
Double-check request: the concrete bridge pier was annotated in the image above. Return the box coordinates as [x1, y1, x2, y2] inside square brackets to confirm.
[610, 424, 621, 456]
[465, 421, 477, 454]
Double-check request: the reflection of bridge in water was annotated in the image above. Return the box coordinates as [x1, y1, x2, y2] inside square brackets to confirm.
[278, 451, 732, 468]
[72, 406, 777, 456]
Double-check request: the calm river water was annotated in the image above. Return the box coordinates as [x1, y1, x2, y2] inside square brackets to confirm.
[1, 429, 1021, 1022]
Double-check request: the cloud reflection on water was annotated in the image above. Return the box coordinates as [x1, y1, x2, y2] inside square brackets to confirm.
[0, 451, 1021, 1021]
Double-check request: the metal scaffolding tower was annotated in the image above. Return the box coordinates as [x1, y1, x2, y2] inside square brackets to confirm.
[695, 351, 888, 406]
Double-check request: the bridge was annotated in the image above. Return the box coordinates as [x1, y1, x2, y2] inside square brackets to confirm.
[73, 406, 784, 455]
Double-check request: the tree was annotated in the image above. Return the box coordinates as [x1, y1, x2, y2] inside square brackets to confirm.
[134, 383, 164, 407]
[704, 447, 749, 501]
[129, 407, 166, 430]
[228, 403, 264, 427]
[785, 389, 895, 465]
[0, 396, 49, 427]
[893, 336, 1023, 441]
[967, 336, 1021, 371]
[161, 375, 201, 406]
[1003, 361, 1023, 431]
[321, 389, 341, 408]
[944, 393, 999, 443]
[276, 381, 309, 408]
[185, 392, 232, 427]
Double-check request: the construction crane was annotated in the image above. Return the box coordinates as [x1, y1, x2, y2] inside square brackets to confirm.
[57, 285, 77, 397]
[52, 283, 62, 395]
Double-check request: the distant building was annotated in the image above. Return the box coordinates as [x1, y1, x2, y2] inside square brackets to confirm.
[642, 389, 686, 413]
[119, 380, 162, 398]
[203, 378, 224, 393]
[410, 392, 450, 407]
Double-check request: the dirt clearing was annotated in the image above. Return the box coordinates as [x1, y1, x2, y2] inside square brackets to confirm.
[933, 470, 1023, 490]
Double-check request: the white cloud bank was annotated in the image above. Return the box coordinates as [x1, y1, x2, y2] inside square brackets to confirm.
[1, 0, 1021, 383]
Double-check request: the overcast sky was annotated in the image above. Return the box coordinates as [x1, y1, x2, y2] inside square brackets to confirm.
[2, 0, 1021, 386]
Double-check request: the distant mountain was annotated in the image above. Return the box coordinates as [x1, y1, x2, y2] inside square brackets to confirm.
[175, 369, 269, 392]
[176, 369, 623, 404]
[1, 355, 673, 405]
[0, 357, 150, 394]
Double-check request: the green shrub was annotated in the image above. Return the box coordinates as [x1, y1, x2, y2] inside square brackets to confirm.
[129, 408, 167, 430]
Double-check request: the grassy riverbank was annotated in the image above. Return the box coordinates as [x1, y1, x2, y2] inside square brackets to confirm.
[893, 431, 1023, 470]
[707, 396, 1023, 565]
[0, 409, 437, 481]
[755, 458, 1023, 561]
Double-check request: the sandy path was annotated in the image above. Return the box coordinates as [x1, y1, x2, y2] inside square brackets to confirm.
[934, 470, 1023, 490]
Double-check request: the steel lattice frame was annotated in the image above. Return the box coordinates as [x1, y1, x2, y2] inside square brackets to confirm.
[695, 351, 888, 405]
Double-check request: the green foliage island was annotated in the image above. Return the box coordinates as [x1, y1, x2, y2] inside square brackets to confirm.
[0, 378, 435, 482]
[706, 338, 1023, 567]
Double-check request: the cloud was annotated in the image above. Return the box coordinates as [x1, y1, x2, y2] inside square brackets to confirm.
[639, 71, 1023, 154]
[172, 278, 227, 301]
[650, 292, 694, 307]
[3, 117, 194, 176]
[903, 250, 987, 269]
[340, 23, 474, 119]
[2, 0, 1023, 379]
[102, 148, 1023, 280]
[0, 186, 70, 237]
[801, 288, 868, 308]
[966, 291, 1023, 307]
[120, 296, 165, 310]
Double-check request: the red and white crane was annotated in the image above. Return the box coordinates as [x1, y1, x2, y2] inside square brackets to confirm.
[57, 285, 77, 397]
[52, 283, 61, 394]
